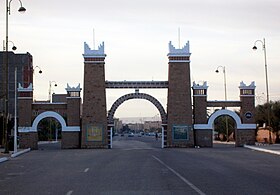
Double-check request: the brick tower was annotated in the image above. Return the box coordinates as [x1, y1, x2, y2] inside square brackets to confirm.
[18, 83, 38, 149]
[167, 41, 194, 147]
[82, 42, 108, 148]
[237, 81, 256, 146]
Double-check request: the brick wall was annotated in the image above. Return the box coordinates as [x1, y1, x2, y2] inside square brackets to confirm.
[19, 132, 38, 149]
[61, 132, 80, 149]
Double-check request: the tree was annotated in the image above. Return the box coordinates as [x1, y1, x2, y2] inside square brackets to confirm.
[255, 101, 280, 142]
[214, 115, 235, 141]
[255, 101, 280, 132]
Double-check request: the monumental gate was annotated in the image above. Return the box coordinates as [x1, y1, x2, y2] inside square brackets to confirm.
[17, 40, 256, 149]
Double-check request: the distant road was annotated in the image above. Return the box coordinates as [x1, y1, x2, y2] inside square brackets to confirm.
[1, 137, 280, 194]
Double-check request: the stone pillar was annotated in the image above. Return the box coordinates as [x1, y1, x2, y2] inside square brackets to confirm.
[166, 41, 194, 147]
[236, 81, 256, 146]
[192, 81, 212, 147]
[81, 42, 108, 148]
[18, 83, 38, 149]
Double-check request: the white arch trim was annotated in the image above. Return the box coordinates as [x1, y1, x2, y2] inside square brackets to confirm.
[194, 109, 256, 130]
[18, 111, 80, 132]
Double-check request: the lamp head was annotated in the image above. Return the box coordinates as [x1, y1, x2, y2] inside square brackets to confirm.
[38, 70, 42, 74]
[252, 45, 257, 50]
[12, 46, 17, 50]
[54, 84, 57, 87]
[215, 69, 219, 73]
[18, 6, 26, 13]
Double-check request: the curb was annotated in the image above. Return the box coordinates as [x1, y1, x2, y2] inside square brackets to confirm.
[0, 157, 8, 163]
[11, 148, 31, 158]
[244, 145, 280, 156]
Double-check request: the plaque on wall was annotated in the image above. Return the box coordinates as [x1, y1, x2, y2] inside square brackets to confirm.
[172, 125, 191, 140]
[244, 112, 253, 120]
[86, 124, 104, 142]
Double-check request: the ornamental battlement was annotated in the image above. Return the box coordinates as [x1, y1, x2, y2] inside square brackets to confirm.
[167, 41, 190, 57]
[83, 42, 106, 57]
[239, 81, 256, 90]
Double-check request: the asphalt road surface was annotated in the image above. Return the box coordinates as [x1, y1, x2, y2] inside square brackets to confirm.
[1, 135, 280, 195]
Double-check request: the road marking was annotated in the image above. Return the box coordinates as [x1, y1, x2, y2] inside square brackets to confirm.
[66, 190, 73, 195]
[152, 155, 206, 195]
[84, 168, 89, 173]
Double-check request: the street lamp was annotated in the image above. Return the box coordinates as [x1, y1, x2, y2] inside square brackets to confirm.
[3, 0, 26, 153]
[215, 66, 229, 142]
[49, 81, 57, 103]
[252, 38, 271, 143]
[33, 66, 43, 74]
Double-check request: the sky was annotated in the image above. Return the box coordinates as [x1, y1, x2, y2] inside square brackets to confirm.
[1, 0, 279, 121]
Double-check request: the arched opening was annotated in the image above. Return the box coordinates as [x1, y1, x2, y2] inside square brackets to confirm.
[108, 93, 166, 149]
[32, 111, 66, 150]
[213, 115, 236, 147]
[209, 110, 240, 147]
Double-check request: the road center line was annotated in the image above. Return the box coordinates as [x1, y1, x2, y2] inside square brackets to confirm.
[152, 155, 206, 195]
[66, 190, 73, 195]
[84, 168, 89, 173]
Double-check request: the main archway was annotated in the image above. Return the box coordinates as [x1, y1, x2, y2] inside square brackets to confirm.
[107, 93, 167, 124]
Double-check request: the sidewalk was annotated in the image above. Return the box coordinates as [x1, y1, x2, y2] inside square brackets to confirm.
[244, 143, 280, 156]
[0, 148, 31, 163]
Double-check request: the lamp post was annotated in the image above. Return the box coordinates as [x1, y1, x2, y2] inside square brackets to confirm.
[49, 81, 57, 103]
[3, 0, 26, 153]
[215, 66, 229, 142]
[252, 38, 271, 143]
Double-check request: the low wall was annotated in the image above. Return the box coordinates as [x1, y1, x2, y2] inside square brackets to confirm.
[19, 132, 38, 150]
[61, 132, 80, 149]
[236, 129, 255, 146]
[195, 129, 212, 147]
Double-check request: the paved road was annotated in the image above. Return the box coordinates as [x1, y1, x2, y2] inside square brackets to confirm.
[1, 136, 280, 195]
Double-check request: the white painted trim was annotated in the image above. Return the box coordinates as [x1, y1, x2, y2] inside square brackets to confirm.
[169, 60, 190, 62]
[18, 97, 33, 99]
[66, 97, 81, 99]
[84, 61, 105, 64]
[194, 109, 256, 130]
[32, 103, 67, 105]
[18, 126, 36, 132]
[240, 95, 255, 97]
[63, 126, 80, 132]
[193, 95, 207, 97]
[30, 111, 80, 132]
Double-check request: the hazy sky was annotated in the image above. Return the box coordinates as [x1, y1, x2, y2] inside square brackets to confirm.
[1, 0, 279, 119]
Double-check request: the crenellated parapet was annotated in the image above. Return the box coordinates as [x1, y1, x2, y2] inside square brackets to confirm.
[83, 42, 106, 64]
[239, 81, 256, 96]
[18, 83, 33, 98]
[66, 83, 82, 98]
[83, 42, 105, 57]
[192, 81, 208, 96]
[167, 41, 191, 63]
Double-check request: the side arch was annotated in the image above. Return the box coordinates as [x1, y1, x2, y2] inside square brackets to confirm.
[107, 93, 167, 124]
[31, 111, 67, 131]
[194, 109, 256, 130]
